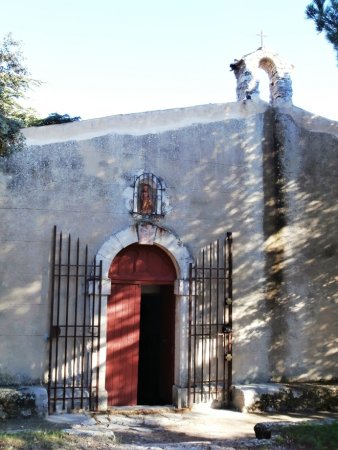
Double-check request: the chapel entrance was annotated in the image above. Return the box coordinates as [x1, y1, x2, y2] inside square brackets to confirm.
[106, 244, 176, 406]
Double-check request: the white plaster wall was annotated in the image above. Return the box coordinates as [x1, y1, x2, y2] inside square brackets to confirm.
[276, 107, 338, 381]
[1, 101, 337, 387]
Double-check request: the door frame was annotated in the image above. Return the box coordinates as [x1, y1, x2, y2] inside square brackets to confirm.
[93, 223, 192, 410]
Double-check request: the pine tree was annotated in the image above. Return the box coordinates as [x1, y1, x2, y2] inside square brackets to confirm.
[306, 0, 338, 61]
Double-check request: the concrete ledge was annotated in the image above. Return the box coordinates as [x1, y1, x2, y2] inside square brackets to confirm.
[232, 384, 282, 412]
[232, 383, 338, 413]
[0, 386, 48, 419]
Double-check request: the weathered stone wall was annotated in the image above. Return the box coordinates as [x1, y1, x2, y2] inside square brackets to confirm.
[256, 106, 338, 383]
[0, 386, 48, 418]
[0, 102, 270, 386]
[0, 100, 337, 391]
[271, 107, 338, 381]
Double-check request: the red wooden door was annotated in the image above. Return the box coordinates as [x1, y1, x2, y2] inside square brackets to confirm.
[109, 244, 176, 283]
[106, 284, 141, 406]
[106, 244, 176, 406]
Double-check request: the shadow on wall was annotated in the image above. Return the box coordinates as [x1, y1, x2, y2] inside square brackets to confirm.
[179, 105, 338, 385]
[0, 103, 337, 390]
[261, 109, 338, 383]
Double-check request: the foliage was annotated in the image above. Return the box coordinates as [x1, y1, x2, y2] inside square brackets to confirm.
[30, 112, 81, 127]
[0, 113, 24, 156]
[0, 430, 66, 449]
[0, 33, 40, 156]
[0, 429, 116, 449]
[279, 421, 338, 450]
[306, 0, 338, 61]
[0, 34, 81, 156]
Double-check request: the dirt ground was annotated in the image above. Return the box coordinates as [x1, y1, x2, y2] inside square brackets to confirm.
[1, 406, 337, 449]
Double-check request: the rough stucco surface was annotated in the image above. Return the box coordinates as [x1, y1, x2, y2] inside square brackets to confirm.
[273, 109, 338, 381]
[0, 101, 337, 389]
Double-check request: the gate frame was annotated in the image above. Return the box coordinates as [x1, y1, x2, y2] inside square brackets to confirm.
[188, 232, 233, 407]
[48, 226, 103, 413]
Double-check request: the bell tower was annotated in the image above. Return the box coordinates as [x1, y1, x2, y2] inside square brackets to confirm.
[230, 47, 294, 105]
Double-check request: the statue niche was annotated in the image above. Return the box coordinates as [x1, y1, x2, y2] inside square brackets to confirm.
[139, 183, 154, 215]
[131, 172, 165, 218]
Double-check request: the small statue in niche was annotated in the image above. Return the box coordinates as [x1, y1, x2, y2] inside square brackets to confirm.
[140, 184, 154, 215]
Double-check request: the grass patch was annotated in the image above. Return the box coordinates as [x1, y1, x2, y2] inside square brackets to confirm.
[0, 429, 117, 450]
[0, 430, 68, 450]
[279, 421, 338, 450]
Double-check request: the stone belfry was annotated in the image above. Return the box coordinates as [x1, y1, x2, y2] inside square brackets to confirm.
[230, 45, 294, 105]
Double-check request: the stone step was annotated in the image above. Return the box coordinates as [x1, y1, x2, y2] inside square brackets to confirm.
[232, 382, 338, 413]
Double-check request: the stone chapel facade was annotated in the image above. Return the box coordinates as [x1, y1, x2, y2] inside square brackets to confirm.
[0, 47, 337, 412]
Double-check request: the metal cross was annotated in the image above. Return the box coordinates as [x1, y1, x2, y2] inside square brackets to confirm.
[256, 30, 267, 47]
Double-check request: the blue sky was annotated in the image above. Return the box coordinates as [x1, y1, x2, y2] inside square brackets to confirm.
[1, 0, 337, 121]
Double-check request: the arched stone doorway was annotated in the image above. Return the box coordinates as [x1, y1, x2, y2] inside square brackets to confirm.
[106, 243, 177, 406]
[94, 224, 192, 409]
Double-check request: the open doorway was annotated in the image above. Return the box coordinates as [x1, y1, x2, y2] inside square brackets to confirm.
[137, 285, 175, 405]
[106, 243, 177, 406]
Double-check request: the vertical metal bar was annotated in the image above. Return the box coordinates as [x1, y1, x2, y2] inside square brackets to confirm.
[95, 260, 103, 411]
[160, 177, 163, 216]
[201, 249, 205, 401]
[71, 238, 80, 409]
[193, 262, 198, 403]
[81, 245, 88, 409]
[188, 262, 193, 407]
[222, 236, 227, 402]
[208, 243, 212, 399]
[133, 175, 138, 213]
[53, 231, 62, 410]
[89, 258, 97, 410]
[215, 239, 220, 400]
[156, 174, 159, 216]
[47, 226, 57, 412]
[227, 232, 233, 404]
[62, 234, 71, 410]
[151, 173, 155, 214]
[152, 172, 155, 215]
[153, 173, 157, 215]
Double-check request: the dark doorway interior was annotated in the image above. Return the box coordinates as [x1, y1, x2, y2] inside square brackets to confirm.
[137, 284, 175, 405]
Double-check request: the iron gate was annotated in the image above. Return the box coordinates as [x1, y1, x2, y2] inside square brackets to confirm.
[48, 226, 103, 412]
[188, 232, 233, 406]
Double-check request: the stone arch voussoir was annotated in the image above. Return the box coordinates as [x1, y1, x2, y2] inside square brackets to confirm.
[96, 223, 192, 295]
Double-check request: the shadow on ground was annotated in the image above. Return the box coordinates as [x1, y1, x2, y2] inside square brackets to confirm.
[1, 407, 338, 449]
